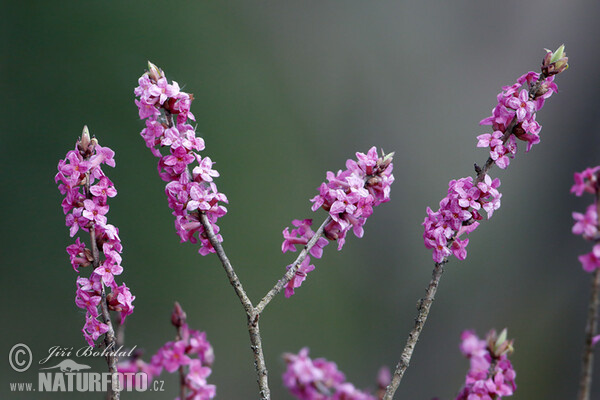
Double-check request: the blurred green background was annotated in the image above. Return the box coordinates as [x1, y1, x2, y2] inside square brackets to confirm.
[2, 1, 599, 399]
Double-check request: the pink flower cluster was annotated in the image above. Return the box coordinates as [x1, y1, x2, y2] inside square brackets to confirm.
[150, 327, 215, 400]
[477, 71, 558, 169]
[119, 303, 216, 399]
[455, 330, 516, 400]
[135, 62, 227, 256]
[571, 167, 600, 272]
[423, 49, 567, 263]
[116, 350, 157, 392]
[423, 175, 501, 262]
[282, 348, 383, 400]
[282, 148, 394, 296]
[55, 128, 134, 346]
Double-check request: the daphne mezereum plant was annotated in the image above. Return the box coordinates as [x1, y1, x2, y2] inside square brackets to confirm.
[571, 167, 600, 400]
[381, 45, 568, 400]
[133, 61, 395, 399]
[54, 45, 576, 400]
[55, 128, 135, 398]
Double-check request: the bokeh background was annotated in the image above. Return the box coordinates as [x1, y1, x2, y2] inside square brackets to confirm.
[2, 1, 599, 399]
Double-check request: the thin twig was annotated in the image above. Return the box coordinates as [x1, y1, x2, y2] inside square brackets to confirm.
[86, 174, 120, 400]
[383, 261, 445, 399]
[199, 212, 270, 399]
[578, 269, 600, 400]
[198, 213, 254, 315]
[256, 216, 332, 313]
[248, 312, 270, 400]
[199, 212, 331, 400]
[176, 324, 187, 400]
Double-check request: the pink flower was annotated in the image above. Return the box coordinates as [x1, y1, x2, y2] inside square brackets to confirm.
[423, 177, 498, 262]
[163, 340, 192, 373]
[282, 219, 329, 259]
[75, 288, 102, 317]
[192, 156, 220, 182]
[148, 77, 180, 105]
[83, 316, 109, 346]
[456, 330, 516, 400]
[163, 146, 195, 175]
[135, 63, 228, 256]
[505, 89, 536, 122]
[66, 238, 90, 272]
[282, 348, 375, 400]
[144, 304, 216, 398]
[90, 176, 117, 202]
[82, 199, 109, 226]
[56, 131, 134, 346]
[309, 147, 394, 251]
[189, 330, 215, 366]
[93, 260, 123, 287]
[283, 148, 393, 291]
[572, 204, 598, 240]
[571, 167, 600, 196]
[106, 283, 135, 322]
[285, 257, 316, 298]
[578, 246, 600, 272]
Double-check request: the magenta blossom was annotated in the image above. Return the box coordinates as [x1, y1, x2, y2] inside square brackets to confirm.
[281, 148, 394, 297]
[285, 257, 316, 298]
[282, 348, 376, 400]
[423, 176, 499, 262]
[456, 329, 516, 400]
[571, 166, 600, 273]
[144, 304, 216, 399]
[135, 62, 228, 256]
[571, 166, 600, 197]
[56, 127, 134, 346]
[424, 62, 563, 262]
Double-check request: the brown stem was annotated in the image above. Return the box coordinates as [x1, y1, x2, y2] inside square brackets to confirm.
[383, 261, 445, 399]
[198, 213, 254, 315]
[578, 269, 600, 400]
[256, 216, 332, 313]
[248, 312, 270, 400]
[199, 212, 331, 400]
[176, 325, 187, 400]
[86, 174, 120, 400]
[89, 225, 120, 399]
[199, 213, 269, 399]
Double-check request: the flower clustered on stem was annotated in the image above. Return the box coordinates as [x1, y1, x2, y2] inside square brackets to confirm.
[135, 61, 227, 256]
[422, 45, 567, 263]
[55, 126, 135, 347]
[282, 348, 390, 400]
[384, 46, 568, 400]
[117, 302, 216, 400]
[281, 147, 394, 297]
[571, 166, 600, 400]
[572, 166, 600, 273]
[455, 329, 516, 400]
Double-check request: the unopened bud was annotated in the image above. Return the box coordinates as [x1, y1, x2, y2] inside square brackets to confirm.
[377, 151, 395, 171]
[487, 328, 514, 357]
[79, 125, 91, 150]
[171, 301, 187, 327]
[147, 61, 163, 82]
[541, 44, 568, 76]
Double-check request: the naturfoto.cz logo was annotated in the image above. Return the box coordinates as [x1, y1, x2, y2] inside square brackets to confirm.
[8, 343, 165, 393]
